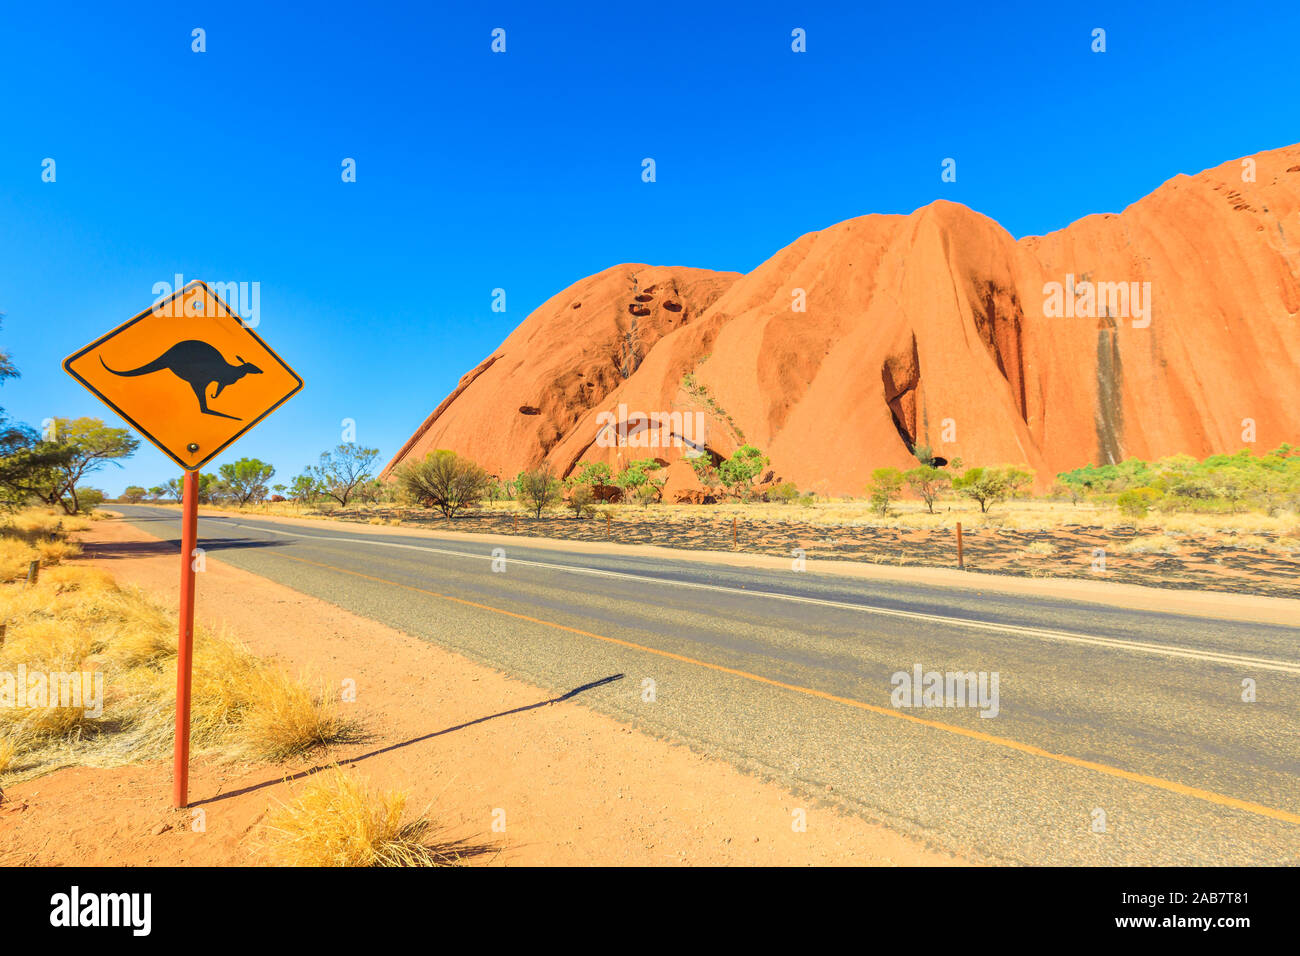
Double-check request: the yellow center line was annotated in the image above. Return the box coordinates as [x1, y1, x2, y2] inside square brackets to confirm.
[276, 550, 1300, 826]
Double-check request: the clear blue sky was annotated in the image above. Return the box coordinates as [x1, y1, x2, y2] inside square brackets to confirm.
[2, 1, 1297, 494]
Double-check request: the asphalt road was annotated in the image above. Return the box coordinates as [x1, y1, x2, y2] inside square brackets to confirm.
[114, 505, 1300, 865]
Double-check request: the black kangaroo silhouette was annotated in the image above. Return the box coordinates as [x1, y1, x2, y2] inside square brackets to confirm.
[100, 340, 263, 420]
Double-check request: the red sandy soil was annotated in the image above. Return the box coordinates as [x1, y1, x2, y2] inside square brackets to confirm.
[383, 144, 1300, 497]
[0, 518, 960, 866]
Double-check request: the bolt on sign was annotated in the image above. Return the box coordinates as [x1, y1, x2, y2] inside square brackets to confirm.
[63, 280, 303, 471]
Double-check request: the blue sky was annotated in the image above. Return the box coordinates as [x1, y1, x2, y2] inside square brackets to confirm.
[2, 1, 1297, 493]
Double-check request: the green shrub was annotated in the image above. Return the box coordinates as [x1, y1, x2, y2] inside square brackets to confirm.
[516, 466, 562, 518]
[394, 450, 491, 518]
[1116, 487, 1162, 519]
[767, 481, 799, 503]
[867, 467, 905, 516]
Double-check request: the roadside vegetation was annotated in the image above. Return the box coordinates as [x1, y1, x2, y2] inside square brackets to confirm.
[135, 438, 1300, 546]
[256, 766, 469, 867]
[0, 511, 356, 785]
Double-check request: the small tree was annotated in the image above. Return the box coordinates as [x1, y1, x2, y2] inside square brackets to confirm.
[904, 465, 950, 514]
[1117, 487, 1161, 519]
[1051, 479, 1085, 506]
[952, 466, 1034, 513]
[197, 472, 220, 504]
[18, 417, 139, 513]
[952, 467, 1004, 513]
[288, 473, 321, 504]
[572, 461, 614, 497]
[122, 485, 147, 503]
[310, 443, 381, 507]
[516, 465, 562, 518]
[566, 482, 595, 518]
[867, 467, 905, 515]
[354, 478, 386, 505]
[768, 481, 799, 503]
[572, 463, 616, 504]
[719, 445, 768, 500]
[0, 425, 74, 511]
[146, 485, 166, 501]
[689, 454, 723, 496]
[1001, 465, 1035, 500]
[614, 459, 665, 503]
[395, 450, 491, 518]
[77, 487, 106, 512]
[218, 458, 276, 505]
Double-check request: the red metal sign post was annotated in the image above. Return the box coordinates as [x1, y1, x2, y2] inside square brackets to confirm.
[173, 469, 200, 808]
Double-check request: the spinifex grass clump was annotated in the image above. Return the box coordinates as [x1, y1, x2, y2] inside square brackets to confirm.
[0, 562, 356, 785]
[0, 509, 90, 581]
[257, 767, 460, 867]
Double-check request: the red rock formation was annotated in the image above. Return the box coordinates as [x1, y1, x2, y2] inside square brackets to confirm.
[383, 145, 1300, 496]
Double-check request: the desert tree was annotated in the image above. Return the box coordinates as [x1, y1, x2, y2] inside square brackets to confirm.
[19, 417, 139, 514]
[953, 465, 1034, 513]
[718, 445, 768, 500]
[310, 443, 381, 507]
[288, 473, 322, 504]
[904, 465, 950, 514]
[218, 458, 276, 505]
[0, 423, 75, 510]
[566, 482, 595, 518]
[571, 461, 615, 499]
[867, 467, 905, 516]
[395, 450, 491, 519]
[516, 465, 562, 518]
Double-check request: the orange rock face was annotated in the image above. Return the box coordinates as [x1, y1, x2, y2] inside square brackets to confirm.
[383, 145, 1300, 496]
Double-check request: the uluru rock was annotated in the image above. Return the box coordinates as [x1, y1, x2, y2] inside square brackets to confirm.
[383, 144, 1300, 496]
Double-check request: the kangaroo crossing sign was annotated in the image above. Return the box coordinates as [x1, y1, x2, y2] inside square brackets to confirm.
[63, 280, 303, 470]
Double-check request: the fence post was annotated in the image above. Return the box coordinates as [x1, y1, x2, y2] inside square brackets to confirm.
[26, 560, 39, 586]
[956, 522, 965, 570]
[732, 516, 738, 549]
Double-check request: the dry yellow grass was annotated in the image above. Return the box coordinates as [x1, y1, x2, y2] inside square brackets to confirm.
[0, 538, 38, 582]
[0, 508, 95, 581]
[1017, 540, 1057, 557]
[257, 767, 457, 867]
[1116, 534, 1183, 555]
[35, 538, 81, 565]
[0, 560, 355, 785]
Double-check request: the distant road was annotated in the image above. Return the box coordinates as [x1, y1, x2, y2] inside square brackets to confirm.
[114, 505, 1300, 865]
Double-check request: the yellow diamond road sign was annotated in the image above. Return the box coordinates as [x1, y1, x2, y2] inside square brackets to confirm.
[63, 280, 303, 471]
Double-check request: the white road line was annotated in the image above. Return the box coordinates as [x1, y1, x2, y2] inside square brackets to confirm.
[201, 513, 1300, 675]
